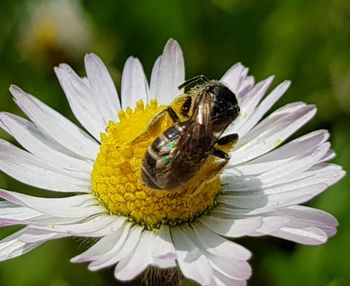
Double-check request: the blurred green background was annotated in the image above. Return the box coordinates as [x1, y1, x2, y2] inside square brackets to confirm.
[0, 0, 349, 285]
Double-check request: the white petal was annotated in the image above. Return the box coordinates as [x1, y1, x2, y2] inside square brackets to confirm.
[183, 224, 251, 281]
[237, 80, 291, 137]
[0, 228, 63, 262]
[230, 103, 316, 164]
[239, 102, 314, 145]
[209, 255, 251, 281]
[321, 149, 335, 162]
[213, 269, 247, 286]
[257, 144, 338, 186]
[0, 140, 90, 193]
[224, 143, 342, 193]
[32, 215, 124, 237]
[193, 223, 251, 260]
[115, 230, 154, 281]
[17, 228, 66, 243]
[171, 227, 213, 285]
[23, 215, 84, 226]
[229, 163, 342, 195]
[121, 57, 149, 109]
[151, 225, 177, 267]
[88, 224, 142, 271]
[223, 145, 337, 194]
[0, 202, 41, 224]
[286, 205, 338, 226]
[215, 196, 338, 240]
[228, 129, 329, 174]
[0, 113, 92, 173]
[84, 53, 121, 123]
[71, 222, 129, 263]
[238, 76, 274, 119]
[150, 56, 161, 96]
[220, 63, 246, 94]
[264, 163, 343, 190]
[213, 188, 310, 216]
[0, 190, 103, 218]
[248, 216, 290, 236]
[10, 85, 99, 159]
[223, 77, 273, 136]
[271, 226, 328, 245]
[270, 205, 338, 238]
[238, 75, 255, 96]
[150, 254, 177, 269]
[54, 64, 105, 140]
[218, 183, 328, 214]
[200, 215, 262, 238]
[150, 39, 185, 104]
[223, 164, 331, 197]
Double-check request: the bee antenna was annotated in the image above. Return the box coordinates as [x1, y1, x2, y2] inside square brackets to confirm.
[178, 75, 209, 91]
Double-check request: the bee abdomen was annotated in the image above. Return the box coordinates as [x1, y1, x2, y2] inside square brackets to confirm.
[141, 126, 181, 189]
[141, 149, 160, 189]
[164, 124, 182, 140]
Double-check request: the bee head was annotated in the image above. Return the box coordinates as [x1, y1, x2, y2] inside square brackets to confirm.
[206, 82, 240, 132]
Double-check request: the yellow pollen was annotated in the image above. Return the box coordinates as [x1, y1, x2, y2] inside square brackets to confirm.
[91, 99, 225, 229]
[275, 138, 282, 147]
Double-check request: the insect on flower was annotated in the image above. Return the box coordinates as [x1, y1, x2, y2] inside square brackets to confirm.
[139, 76, 240, 190]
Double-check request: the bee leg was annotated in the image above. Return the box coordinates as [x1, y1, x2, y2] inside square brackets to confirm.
[165, 106, 180, 123]
[131, 107, 179, 144]
[180, 96, 192, 118]
[169, 94, 192, 119]
[194, 152, 228, 192]
[211, 148, 230, 160]
[217, 133, 239, 145]
[214, 133, 239, 154]
[178, 75, 209, 91]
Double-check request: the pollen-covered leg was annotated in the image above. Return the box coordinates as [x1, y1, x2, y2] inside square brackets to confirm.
[168, 93, 193, 118]
[132, 107, 179, 144]
[196, 158, 228, 188]
[215, 133, 239, 154]
[188, 149, 232, 196]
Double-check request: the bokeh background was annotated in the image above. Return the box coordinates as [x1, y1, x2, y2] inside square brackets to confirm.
[0, 0, 349, 285]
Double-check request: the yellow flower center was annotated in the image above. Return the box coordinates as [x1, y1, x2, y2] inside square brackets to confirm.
[91, 99, 227, 229]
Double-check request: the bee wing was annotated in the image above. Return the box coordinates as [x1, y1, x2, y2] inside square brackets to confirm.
[178, 91, 214, 155]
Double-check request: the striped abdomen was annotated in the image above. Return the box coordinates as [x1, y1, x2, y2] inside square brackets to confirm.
[141, 123, 184, 189]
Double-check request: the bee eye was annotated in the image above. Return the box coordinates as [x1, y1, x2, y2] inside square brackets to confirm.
[214, 86, 237, 105]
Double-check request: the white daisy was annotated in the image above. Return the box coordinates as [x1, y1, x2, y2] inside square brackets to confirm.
[0, 39, 344, 286]
[19, 0, 92, 62]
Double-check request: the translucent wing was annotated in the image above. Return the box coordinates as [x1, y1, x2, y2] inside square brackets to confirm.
[177, 90, 214, 158]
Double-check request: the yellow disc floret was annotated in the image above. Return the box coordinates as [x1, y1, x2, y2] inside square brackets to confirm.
[91, 99, 224, 229]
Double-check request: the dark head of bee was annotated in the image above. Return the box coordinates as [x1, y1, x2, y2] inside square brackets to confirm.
[205, 81, 240, 133]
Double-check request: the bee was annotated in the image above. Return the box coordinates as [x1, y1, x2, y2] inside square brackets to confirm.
[138, 76, 240, 190]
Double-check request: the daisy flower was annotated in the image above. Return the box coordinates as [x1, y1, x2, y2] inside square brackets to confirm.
[0, 39, 344, 286]
[19, 0, 92, 63]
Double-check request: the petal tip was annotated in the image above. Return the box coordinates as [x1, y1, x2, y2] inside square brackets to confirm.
[84, 53, 103, 66]
[9, 85, 24, 97]
[163, 38, 183, 56]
